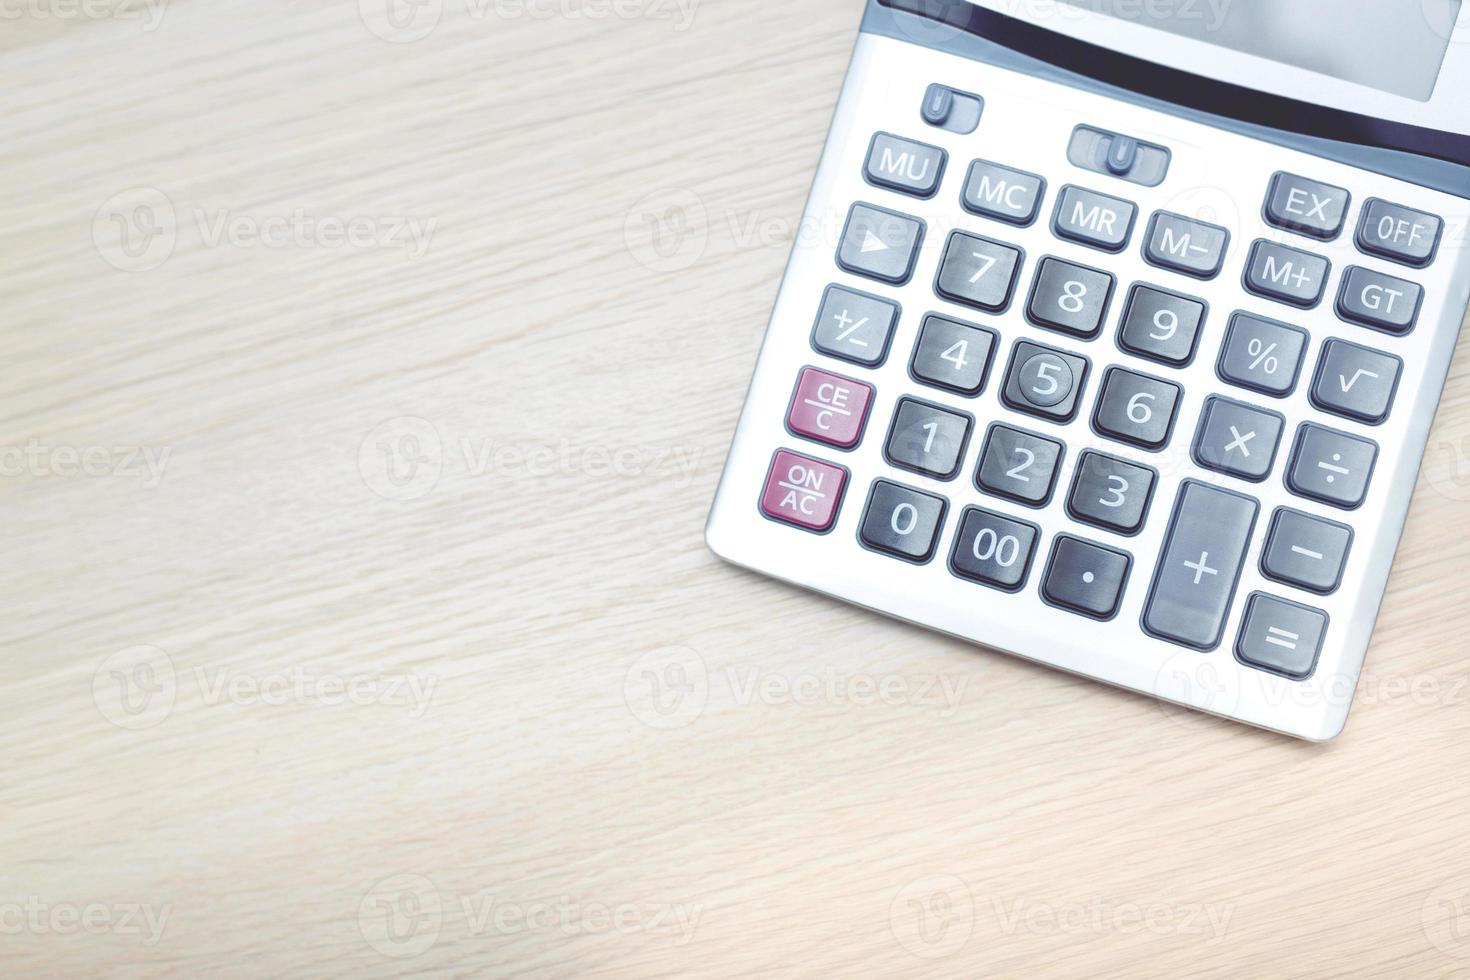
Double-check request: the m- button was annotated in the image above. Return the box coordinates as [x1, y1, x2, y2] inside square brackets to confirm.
[1143, 212, 1229, 279]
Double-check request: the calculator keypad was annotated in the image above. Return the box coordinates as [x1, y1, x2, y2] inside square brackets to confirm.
[1116, 285, 1205, 365]
[1092, 367, 1179, 450]
[1216, 313, 1307, 397]
[725, 85, 1458, 719]
[1025, 257, 1114, 338]
[837, 203, 924, 284]
[935, 232, 1023, 312]
[860, 480, 947, 562]
[884, 397, 972, 480]
[1002, 341, 1088, 421]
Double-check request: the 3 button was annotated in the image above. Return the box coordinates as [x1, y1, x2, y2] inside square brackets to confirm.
[1067, 452, 1156, 535]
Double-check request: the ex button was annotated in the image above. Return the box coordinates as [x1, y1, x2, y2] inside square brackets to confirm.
[1265, 172, 1349, 239]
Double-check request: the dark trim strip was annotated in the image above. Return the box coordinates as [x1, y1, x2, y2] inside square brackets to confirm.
[879, 0, 1470, 170]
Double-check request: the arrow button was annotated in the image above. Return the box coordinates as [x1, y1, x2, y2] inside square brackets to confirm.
[837, 203, 924, 285]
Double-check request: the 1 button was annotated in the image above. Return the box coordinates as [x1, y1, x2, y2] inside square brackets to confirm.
[1092, 367, 1179, 450]
[975, 424, 1065, 507]
[837, 203, 924, 285]
[1042, 536, 1131, 620]
[1264, 172, 1349, 240]
[961, 160, 1045, 225]
[1192, 396, 1284, 482]
[1310, 339, 1401, 424]
[1244, 240, 1330, 308]
[864, 132, 947, 199]
[884, 397, 972, 481]
[759, 450, 848, 532]
[1236, 593, 1328, 680]
[1067, 451, 1156, 535]
[859, 479, 947, 563]
[1336, 266, 1422, 334]
[1002, 341, 1089, 423]
[910, 314, 998, 396]
[1116, 284, 1206, 366]
[935, 231, 1023, 312]
[1026, 257, 1114, 338]
[811, 284, 899, 367]
[1261, 508, 1352, 594]
[1286, 423, 1377, 509]
[949, 506, 1040, 591]
[1143, 212, 1229, 279]
[1216, 313, 1308, 397]
[1144, 480, 1258, 650]
[785, 367, 874, 449]
[1052, 185, 1137, 252]
[1356, 198, 1442, 267]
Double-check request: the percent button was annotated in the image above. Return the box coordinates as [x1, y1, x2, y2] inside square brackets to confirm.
[1218, 313, 1308, 398]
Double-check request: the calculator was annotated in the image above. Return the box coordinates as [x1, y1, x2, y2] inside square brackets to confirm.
[706, 0, 1470, 739]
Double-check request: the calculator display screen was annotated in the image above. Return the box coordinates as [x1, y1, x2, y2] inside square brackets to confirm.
[1062, 0, 1462, 101]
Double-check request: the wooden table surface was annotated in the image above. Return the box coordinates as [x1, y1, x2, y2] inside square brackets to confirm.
[4, 0, 1470, 976]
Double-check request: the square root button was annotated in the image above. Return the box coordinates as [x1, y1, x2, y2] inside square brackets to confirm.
[760, 450, 848, 532]
[786, 367, 873, 449]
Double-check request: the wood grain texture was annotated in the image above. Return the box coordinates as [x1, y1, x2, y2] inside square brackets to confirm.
[2, 0, 1469, 976]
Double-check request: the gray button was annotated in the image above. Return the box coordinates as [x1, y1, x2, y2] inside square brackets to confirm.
[1092, 367, 1180, 450]
[1310, 339, 1402, 424]
[884, 397, 972, 481]
[1286, 423, 1377, 509]
[1026, 257, 1114, 338]
[962, 160, 1045, 225]
[1236, 593, 1327, 679]
[1067, 451, 1155, 534]
[1216, 313, 1308, 397]
[1066, 125, 1170, 186]
[1144, 480, 1259, 650]
[1264, 172, 1349, 239]
[1192, 396, 1284, 482]
[1262, 508, 1352, 594]
[1336, 266, 1423, 334]
[1244, 240, 1330, 307]
[910, 315, 997, 396]
[976, 424, 1064, 507]
[811, 284, 899, 366]
[935, 232, 1023, 312]
[1002, 341, 1088, 422]
[837, 203, 924, 285]
[864, 133, 947, 199]
[1052, 185, 1137, 252]
[1117, 285, 1206, 366]
[1357, 198, 1442, 267]
[859, 480, 947, 563]
[1043, 536, 1131, 620]
[949, 506, 1039, 591]
[921, 84, 982, 135]
[1143, 212, 1229, 279]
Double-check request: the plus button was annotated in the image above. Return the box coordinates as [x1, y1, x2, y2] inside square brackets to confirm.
[1183, 551, 1219, 586]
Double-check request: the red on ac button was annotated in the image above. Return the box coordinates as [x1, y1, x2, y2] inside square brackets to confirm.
[760, 450, 847, 532]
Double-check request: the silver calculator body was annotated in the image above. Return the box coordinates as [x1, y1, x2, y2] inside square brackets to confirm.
[706, 0, 1470, 739]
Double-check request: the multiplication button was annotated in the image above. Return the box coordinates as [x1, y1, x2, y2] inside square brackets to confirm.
[1192, 397, 1284, 482]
